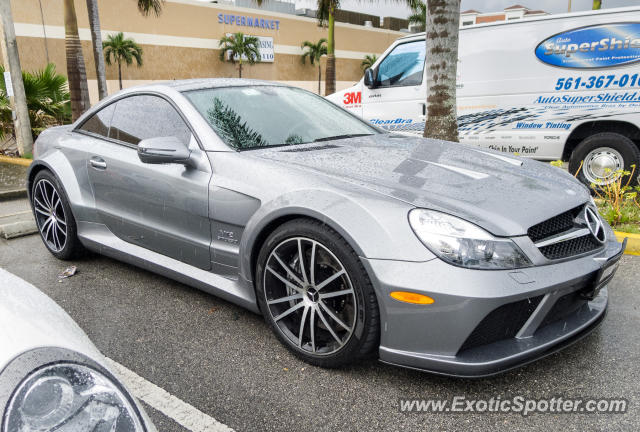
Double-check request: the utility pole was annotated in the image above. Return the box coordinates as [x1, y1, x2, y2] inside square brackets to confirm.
[0, 0, 33, 156]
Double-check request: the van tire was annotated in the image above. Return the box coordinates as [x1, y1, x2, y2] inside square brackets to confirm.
[569, 132, 640, 187]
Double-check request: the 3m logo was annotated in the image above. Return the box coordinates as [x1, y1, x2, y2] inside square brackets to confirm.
[343, 92, 361, 105]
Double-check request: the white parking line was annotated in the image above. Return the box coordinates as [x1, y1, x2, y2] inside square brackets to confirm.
[105, 357, 235, 432]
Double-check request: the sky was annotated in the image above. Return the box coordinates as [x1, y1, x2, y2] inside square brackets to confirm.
[199, 0, 640, 20]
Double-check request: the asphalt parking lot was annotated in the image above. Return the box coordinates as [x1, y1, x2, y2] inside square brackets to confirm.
[1, 233, 638, 431]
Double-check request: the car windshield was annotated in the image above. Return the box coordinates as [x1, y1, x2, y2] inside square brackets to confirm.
[183, 86, 378, 150]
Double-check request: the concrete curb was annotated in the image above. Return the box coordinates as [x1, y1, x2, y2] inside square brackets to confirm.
[0, 189, 27, 201]
[614, 231, 640, 256]
[0, 219, 37, 239]
[0, 155, 32, 167]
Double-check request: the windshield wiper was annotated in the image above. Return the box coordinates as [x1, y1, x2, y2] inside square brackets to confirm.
[313, 133, 374, 142]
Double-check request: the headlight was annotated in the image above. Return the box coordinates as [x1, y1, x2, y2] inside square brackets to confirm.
[408, 209, 532, 269]
[4, 363, 144, 432]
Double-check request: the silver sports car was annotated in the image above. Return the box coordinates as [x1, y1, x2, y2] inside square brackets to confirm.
[28, 79, 625, 377]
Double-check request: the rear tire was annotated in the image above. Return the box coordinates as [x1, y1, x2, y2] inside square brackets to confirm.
[31, 170, 85, 260]
[569, 132, 640, 187]
[255, 218, 379, 368]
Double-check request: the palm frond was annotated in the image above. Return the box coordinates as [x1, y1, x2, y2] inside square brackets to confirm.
[103, 32, 144, 66]
[219, 32, 262, 64]
[137, 0, 164, 17]
[408, 1, 426, 30]
[0, 63, 71, 138]
[316, 0, 340, 26]
[300, 39, 327, 65]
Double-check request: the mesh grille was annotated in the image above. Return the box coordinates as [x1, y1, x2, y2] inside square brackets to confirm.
[458, 296, 544, 354]
[538, 273, 597, 329]
[538, 235, 601, 260]
[527, 205, 582, 243]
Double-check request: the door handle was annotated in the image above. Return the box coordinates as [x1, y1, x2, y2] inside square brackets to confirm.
[90, 157, 107, 170]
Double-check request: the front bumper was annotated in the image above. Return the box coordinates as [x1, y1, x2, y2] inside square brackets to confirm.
[362, 238, 623, 377]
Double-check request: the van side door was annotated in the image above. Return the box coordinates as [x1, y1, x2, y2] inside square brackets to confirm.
[362, 40, 426, 134]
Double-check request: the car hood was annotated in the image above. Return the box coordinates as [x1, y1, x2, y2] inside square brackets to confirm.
[0, 268, 103, 366]
[251, 135, 590, 237]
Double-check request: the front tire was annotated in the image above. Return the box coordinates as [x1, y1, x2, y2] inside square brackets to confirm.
[31, 170, 85, 260]
[569, 132, 640, 187]
[255, 219, 379, 368]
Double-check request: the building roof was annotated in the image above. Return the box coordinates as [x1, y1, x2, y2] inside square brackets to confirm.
[461, 9, 481, 14]
[504, 4, 528, 10]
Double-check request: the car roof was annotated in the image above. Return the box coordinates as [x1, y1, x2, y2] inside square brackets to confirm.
[128, 78, 289, 93]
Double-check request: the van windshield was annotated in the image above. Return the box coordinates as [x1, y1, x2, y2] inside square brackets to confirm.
[184, 86, 378, 150]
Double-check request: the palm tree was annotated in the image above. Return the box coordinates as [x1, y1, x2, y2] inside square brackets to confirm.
[317, 0, 340, 96]
[63, 0, 90, 121]
[85, 1, 164, 101]
[301, 39, 327, 94]
[422, 0, 460, 142]
[361, 54, 377, 71]
[103, 32, 144, 90]
[408, 1, 426, 32]
[137, 0, 164, 16]
[218, 33, 261, 78]
[86, 0, 108, 100]
[0, 63, 71, 139]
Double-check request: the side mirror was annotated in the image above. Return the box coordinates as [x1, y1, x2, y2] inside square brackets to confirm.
[137, 136, 192, 165]
[364, 68, 377, 89]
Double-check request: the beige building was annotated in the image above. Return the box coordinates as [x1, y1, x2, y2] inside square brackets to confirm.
[10, 0, 404, 102]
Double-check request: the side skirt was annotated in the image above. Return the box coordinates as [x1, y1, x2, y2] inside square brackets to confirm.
[77, 221, 260, 313]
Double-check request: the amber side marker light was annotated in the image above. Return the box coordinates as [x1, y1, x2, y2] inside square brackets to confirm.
[390, 291, 435, 305]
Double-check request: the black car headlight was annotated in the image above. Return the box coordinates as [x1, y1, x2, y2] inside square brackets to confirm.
[409, 209, 532, 269]
[3, 363, 143, 432]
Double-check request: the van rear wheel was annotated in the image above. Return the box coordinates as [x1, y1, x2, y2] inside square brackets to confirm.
[569, 132, 640, 187]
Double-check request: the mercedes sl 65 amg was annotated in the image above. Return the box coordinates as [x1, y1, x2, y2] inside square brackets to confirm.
[27, 79, 625, 377]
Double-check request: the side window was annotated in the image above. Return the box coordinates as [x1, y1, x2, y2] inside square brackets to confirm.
[108, 95, 192, 146]
[376, 41, 426, 87]
[78, 103, 115, 138]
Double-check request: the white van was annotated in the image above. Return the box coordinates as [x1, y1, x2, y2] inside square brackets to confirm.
[328, 7, 640, 186]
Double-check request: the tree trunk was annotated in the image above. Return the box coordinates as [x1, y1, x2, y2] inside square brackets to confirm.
[238, 62, 242, 78]
[593, 0, 602, 9]
[0, 0, 33, 155]
[423, 0, 460, 142]
[64, 0, 90, 120]
[86, 0, 108, 100]
[318, 64, 322, 95]
[325, 8, 336, 96]
[117, 61, 122, 90]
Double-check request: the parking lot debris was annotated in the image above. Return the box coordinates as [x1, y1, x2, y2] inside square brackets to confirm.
[58, 265, 77, 281]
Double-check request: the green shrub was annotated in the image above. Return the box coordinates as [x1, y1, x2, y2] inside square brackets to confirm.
[550, 160, 640, 231]
[0, 63, 71, 140]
